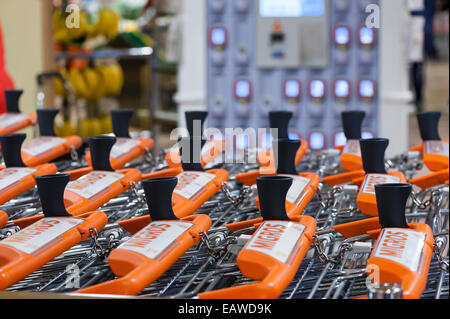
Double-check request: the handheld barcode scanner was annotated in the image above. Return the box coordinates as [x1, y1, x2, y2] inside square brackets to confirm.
[12, 136, 141, 229]
[356, 138, 407, 216]
[366, 184, 434, 299]
[74, 177, 211, 296]
[120, 137, 228, 232]
[0, 90, 37, 135]
[0, 134, 57, 205]
[338, 111, 365, 171]
[411, 112, 449, 172]
[198, 176, 316, 299]
[229, 139, 319, 232]
[0, 174, 107, 290]
[85, 109, 154, 170]
[257, 111, 309, 168]
[17, 109, 82, 167]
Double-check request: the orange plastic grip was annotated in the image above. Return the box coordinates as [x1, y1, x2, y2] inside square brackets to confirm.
[170, 169, 229, 218]
[356, 172, 407, 217]
[85, 137, 154, 170]
[199, 215, 316, 299]
[12, 168, 141, 229]
[165, 140, 224, 169]
[0, 113, 37, 135]
[257, 140, 309, 168]
[0, 211, 107, 290]
[20, 136, 82, 167]
[0, 164, 58, 205]
[227, 173, 320, 232]
[367, 223, 434, 299]
[410, 169, 449, 190]
[74, 214, 211, 296]
[0, 210, 7, 228]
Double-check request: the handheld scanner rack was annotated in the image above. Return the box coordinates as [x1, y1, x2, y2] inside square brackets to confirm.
[0, 134, 57, 205]
[198, 176, 316, 299]
[85, 109, 154, 170]
[0, 174, 107, 290]
[411, 112, 449, 171]
[18, 109, 82, 167]
[165, 111, 224, 169]
[0, 90, 37, 135]
[230, 139, 319, 232]
[257, 111, 309, 168]
[12, 136, 141, 229]
[365, 184, 433, 299]
[338, 111, 365, 171]
[74, 177, 211, 296]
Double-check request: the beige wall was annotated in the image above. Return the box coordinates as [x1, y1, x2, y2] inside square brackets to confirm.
[0, 0, 45, 137]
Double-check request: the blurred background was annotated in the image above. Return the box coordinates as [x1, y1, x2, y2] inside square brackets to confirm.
[0, 0, 448, 152]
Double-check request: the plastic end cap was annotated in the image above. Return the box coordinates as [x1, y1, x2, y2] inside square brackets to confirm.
[274, 138, 301, 175]
[179, 137, 204, 171]
[256, 176, 292, 221]
[4, 89, 23, 113]
[375, 183, 410, 229]
[341, 111, 366, 140]
[111, 109, 134, 138]
[0, 133, 26, 167]
[269, 111, 293, 139]
[37, 109, 59, 136]
[142, 177, 178, 221]
[36, 174, 71, 217]
[417, 112, 441, 141]
[360, 138, 388, 174]
[88, 136, 116, 171]
[185, 111, 208, 138]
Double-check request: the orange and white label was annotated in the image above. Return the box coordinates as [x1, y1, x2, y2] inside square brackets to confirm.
[425, 141, 449, 157]
[0, 113, 28, 128]
[173, 171, 216, 199]
[244, 221, 305, 264]
[0, 217, 83, 255]
[279, 174, 310, 205]
[110, 138, 142, 159]
[117, 221, 193, 259]
[343, 139, 361, 156]
[373, 228, 426, 272]
[22, 137, 66, 157]
[0, 167, 37, 191]
[361, 174, 401, 195]
[66, 171, 125, 199]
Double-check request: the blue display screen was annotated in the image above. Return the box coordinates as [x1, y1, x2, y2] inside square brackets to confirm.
[235, 80, 251, 98]
[335, 27, 350, 45]
[309, 132, 325, 150]
[289, 132, 300, 140]
[334, 80, 350, 98]
[259, 0, 324, 18]
[211, 28, 226, 46]
[359, 80, 375, 98]
[310, 80, 325, 98]
[284, 80, 300, 98]
[359, 27, 374, 45]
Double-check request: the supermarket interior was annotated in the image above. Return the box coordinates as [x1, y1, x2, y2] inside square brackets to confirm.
[0, 0, 448, 302]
